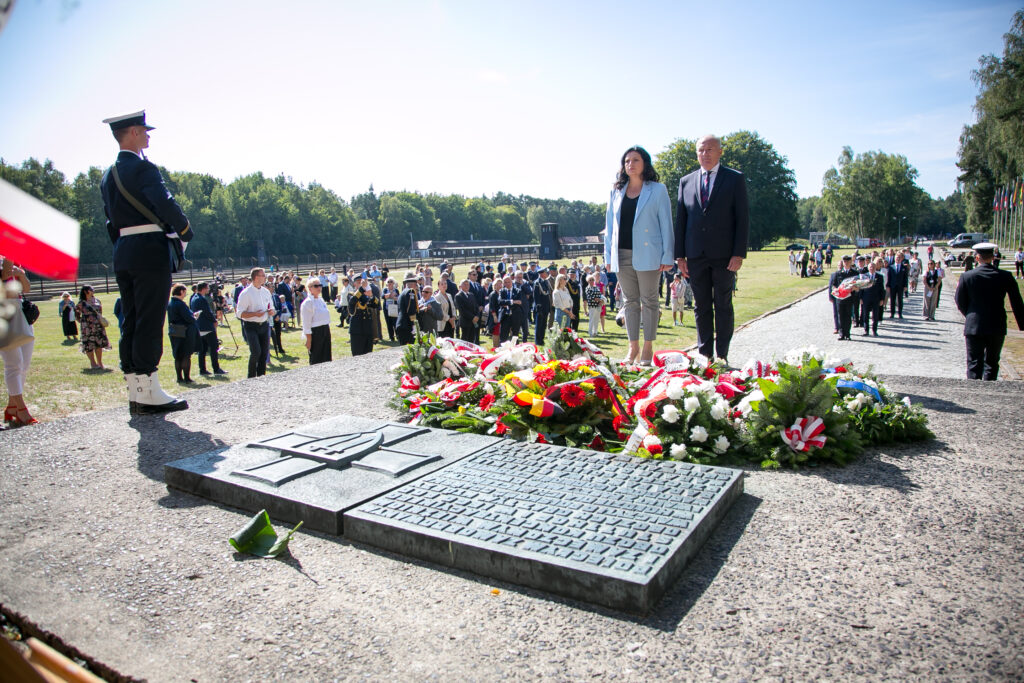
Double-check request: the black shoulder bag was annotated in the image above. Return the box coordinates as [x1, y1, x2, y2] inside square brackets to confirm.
[110, 164, 185, 273]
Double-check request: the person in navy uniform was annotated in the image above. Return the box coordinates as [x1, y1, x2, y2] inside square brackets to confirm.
[954, 243, 1024, 380]
[395, 272, 419, 344]
[190, 282, 226, 375]
[348, 276, 379, 356]
[828, 255, 856, 340]
[100, 110, 192, 414]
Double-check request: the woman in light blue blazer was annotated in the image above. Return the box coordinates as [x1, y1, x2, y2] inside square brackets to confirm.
[603, 145, 675, 365]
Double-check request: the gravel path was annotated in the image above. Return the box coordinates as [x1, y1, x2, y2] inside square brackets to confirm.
[1, 292, 1022, 681]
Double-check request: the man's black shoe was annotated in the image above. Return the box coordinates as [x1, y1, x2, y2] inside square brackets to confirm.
[199, 370, 212, 375]
[214, 369, 228, 375]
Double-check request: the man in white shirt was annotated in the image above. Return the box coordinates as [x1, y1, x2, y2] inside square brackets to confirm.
[236, 267, 274, 377]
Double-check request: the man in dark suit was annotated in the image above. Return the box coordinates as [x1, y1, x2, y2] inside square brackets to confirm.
[859, 260, 885, 336]
[190, 282, 227, 375]
[532, 268, 553, 344]
[828, 255, 856, 340]
[454, 279, 479, 343]
[100, 110, 191, 414]
[395, 273, 419, 344]
[673, 135, 749, 361]
[514, 270, 533, 339]
[954, 243, 1024, 380]
[887, 253, 909, 318]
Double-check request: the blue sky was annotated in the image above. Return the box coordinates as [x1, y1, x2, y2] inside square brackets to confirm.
[0, 0, 1016, 204]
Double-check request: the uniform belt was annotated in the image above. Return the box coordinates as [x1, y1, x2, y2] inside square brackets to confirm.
[119, 224, 181, 239]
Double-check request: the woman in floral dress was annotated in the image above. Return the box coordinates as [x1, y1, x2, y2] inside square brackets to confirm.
[75, 286, 111, 370]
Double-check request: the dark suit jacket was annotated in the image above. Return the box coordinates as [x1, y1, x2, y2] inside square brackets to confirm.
[189, 293, 217, 333]
[860, 273, 886, 306]
[887, 262, 909, 291]
[455, 289, 477, 323]
[167, 296, 199, 355]
[674, 165, 749, 261]
[101, 150, 191, 272]
[955, 263, 1024, 336]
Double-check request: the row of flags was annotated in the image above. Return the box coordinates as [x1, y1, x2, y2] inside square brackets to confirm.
[992, 178, 1023, 212]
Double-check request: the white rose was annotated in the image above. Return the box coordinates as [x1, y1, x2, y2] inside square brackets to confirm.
[901, 396, 912, 408]
[713, 435, 730, 453]
[683, 396, 700, 413]
[710, 401, 727, 420]
[662, 404, 680, 423]
[670, 443, 687, 458]
[690, 426, 709, 443]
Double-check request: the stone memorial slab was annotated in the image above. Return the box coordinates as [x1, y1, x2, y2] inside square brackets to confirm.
[164, 416, 496, 534]
[232, 456, 325, 486]
[249, 430, 384, 467]
[344, 440, 743, 614]
[351, 449, 441, 477]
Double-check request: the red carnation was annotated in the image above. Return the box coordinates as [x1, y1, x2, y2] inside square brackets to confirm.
[644, 402, 658, 419]
[479, 394, 496, 411]
[835, 366, 847, 373]
[535, 433, 549, 444]
[646, 444, 663, 455]
[704, 367, 717, 379]
[561, 384, 586, 408]
[588, 435, 606, 451]
[612, 414, 628, 438]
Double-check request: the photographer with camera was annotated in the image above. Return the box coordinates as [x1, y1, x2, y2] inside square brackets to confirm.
[348, 276, 378, 356]
[190, 282, 226, 376]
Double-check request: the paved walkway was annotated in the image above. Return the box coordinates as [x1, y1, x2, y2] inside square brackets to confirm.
[728, 281, 972, 378]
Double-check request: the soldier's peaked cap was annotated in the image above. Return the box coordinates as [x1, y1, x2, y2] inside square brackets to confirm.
[102, 110, 155, 132]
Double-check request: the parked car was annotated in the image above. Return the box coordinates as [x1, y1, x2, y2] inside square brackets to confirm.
[949, 232, 988, 249]
[785, 243, 806, 251]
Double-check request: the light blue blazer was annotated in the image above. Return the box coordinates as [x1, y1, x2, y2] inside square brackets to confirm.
[604, 181, 674, 273]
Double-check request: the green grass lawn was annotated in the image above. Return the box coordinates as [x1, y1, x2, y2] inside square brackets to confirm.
[13, 251, 825, 422]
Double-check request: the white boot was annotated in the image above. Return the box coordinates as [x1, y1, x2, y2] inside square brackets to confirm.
[135, 371, 188, 414]
[125, 373, 140, 413]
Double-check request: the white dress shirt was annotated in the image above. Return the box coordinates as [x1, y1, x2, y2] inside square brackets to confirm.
[301, 296, 331, 334]
[235, 285, 272, 323]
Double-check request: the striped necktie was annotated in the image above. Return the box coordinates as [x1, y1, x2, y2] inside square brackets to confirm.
[700, 171, 711, 207]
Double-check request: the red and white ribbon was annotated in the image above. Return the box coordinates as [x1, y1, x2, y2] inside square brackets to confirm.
[781, 416, 827, 452]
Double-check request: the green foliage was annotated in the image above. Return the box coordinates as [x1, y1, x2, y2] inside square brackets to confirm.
[821, 147, 923, 240]
[742, 359, 862, 468]
[654, 131, 799, 249]
[957, 10, 1024, 231]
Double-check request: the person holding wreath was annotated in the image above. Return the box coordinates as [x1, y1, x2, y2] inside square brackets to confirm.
[604, 145, 674, 365]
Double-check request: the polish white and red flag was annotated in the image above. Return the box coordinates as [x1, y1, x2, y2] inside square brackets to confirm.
[0, 178, 81, 280]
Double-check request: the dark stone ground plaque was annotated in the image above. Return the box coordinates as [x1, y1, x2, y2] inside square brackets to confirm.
[164, 416, 495, 534]
[165, 415, 742, 613]
[344, 440, 743, 614]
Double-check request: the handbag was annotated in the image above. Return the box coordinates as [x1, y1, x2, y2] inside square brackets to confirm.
[168, 323, 187, 338]
[0, 303, 34, 351]
[85, 302, 109, 327]
[22, 299, 40, 325]
[110, 165, 185, 273]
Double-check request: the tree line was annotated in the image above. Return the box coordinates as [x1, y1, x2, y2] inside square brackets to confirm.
[957, 9, 1024, 230]
[10, 128, 951, 266]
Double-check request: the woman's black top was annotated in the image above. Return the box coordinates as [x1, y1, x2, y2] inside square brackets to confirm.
[618, 193, 638, 250]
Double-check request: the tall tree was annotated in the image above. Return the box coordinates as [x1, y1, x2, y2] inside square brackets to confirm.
[821, 147, 922, 241]
[957, 10, 1024, 230]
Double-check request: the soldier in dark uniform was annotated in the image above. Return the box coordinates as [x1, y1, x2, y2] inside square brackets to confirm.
[100, 110, 191, 414]
[954, 243, 1024, 380]
[513, 270, 532, 340]
[348, 276, 379, 356]
[828, 255, 855, 340]
[859, 259, 885, 336]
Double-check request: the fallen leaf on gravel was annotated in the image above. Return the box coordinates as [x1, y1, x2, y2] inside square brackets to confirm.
[491, 588, 501, 595]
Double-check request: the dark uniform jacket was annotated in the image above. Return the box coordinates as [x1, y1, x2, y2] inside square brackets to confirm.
[167, 297, 199, 356]
[101, 150, 191, 272]
[955, 263, 1024, 336]
[348, 289, 379, 337]
[189, 293, 217, 333]
[396, 287, 418, 333]
[828, 267, 852, 303]
[533, 277, 552, 313]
